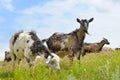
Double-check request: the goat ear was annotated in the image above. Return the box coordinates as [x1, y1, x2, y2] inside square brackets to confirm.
[89, 18, 94, 22]
[76, 18, 81, 23]
[5, 51, 8, 54]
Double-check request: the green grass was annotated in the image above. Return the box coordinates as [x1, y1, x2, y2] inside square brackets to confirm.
[0, 50, 120, 80]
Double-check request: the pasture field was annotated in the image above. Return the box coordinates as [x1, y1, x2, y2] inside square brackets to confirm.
[0, 50, 120, 80]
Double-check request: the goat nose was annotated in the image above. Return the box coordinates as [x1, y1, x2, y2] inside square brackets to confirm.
[56, 67, 60, 71]
[56, 66, 60, 71]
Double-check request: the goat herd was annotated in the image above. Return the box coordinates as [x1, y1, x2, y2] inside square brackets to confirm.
[3, 18, 111, 70]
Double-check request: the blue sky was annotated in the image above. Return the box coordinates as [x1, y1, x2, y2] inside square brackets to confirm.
[0, 0, 120, 60]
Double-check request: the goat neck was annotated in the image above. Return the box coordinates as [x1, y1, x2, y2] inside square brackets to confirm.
[98, 40, 106, 51]
[77, 25, 86, 42]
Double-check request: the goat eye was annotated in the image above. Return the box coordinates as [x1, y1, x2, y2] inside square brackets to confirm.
[27, 40, 29, 43]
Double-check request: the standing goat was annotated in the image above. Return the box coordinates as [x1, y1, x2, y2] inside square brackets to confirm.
[82, 38, 110, 56]
[9, 31, 60, 70]
[42, 18, 94, 62]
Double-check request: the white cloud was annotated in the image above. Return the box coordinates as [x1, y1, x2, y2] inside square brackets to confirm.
[21, 0, 78, 15]
[0, 0, 14, 11]
[0, 51, 5, 61]
[0, 43, 9, 61]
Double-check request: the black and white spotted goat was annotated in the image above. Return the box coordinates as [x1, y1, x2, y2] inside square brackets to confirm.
[9, 30, 60, 70]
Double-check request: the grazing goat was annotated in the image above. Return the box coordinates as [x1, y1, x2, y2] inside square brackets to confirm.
[115, 48, 120, 50]
[4, 51, 16, 62]
[9, 30, 60, 70]
[82, 38, 110, 56]
[4, 51, 13, 62]
[42, 18, 94, 62]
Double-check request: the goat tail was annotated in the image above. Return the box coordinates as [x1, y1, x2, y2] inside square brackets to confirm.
[42, 38, 48, 43]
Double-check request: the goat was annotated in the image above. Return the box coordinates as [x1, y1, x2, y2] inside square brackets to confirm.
[82, 38, 110, 56]
[42, 18, 94, 62]
[9, 30, 60, 70]
[115, 48, 120, 50]
[4, 51, 11, 62]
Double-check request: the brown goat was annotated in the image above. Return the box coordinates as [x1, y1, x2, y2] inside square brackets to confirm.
[4, 51, 16, 62]
[42, 18, 94, 62]
[4, 51, 11, 62]
[82, 38, 110, 56]
[115, 48, 120, 50]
